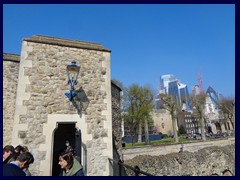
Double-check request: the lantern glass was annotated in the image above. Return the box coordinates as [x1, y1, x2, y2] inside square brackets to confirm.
[65, 60, 80, 101]
[67, 65, 80, 81]
[66, 61, 80, 83]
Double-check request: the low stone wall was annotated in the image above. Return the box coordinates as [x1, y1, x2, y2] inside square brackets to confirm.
[122, 137, 235, 160]
[124, 144, 235, 176]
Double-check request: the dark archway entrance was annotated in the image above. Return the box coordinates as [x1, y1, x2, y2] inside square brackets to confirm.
[52, 123, 82, 176]
[215, 122, 222, 133]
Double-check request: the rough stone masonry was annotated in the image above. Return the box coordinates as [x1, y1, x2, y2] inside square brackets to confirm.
[3, 35, 114, 176]
[124, 144, 235, 176]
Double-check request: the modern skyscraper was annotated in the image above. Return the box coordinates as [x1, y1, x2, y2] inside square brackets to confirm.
[160, 74, 190, 110]
[192, 85, 200, 96]
[206, 86, 219, 105]
[160, 74, 178, 94]
[205, 86, 220, 115]
[179, 83, 190, 110]
[168, 80, 190, 110]
[168, 80, 181, 105]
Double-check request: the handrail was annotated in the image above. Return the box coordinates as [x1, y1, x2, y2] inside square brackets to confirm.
[108, 158, 154, 176]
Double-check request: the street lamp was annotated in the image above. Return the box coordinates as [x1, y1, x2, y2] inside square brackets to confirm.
[65, 60, 80, 101]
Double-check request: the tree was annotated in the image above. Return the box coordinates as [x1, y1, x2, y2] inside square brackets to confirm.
[190, 93, 207, 141]
[122, 84, 154, 145]
[139, 86, 154, 145]
[218, 97, 235, 133]
[122, 85, 138, 145]
[158, 94, 181, 143]
[178, 125, 186, 135]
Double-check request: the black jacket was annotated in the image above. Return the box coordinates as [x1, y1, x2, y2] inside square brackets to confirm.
[3, 153, 18, 164]
[3, 163, 26, 176]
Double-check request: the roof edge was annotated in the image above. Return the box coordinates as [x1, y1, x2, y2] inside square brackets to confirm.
[23, 35, 111, 52]
[111, 80, 123, 91]
[3, 53, 20, 62]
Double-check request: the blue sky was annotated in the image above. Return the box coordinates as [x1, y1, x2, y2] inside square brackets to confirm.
[3, 4, 235, 97]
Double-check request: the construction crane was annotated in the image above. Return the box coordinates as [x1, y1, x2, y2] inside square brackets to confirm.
[197, 68, 205, 94]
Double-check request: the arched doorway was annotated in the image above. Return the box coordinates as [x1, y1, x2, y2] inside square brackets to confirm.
[215, 122, 222, 133]
[52, 122, 82, 176]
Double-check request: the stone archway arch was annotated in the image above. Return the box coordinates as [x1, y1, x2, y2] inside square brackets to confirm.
[52, 123, 77, 176]
[39, 114, 86, 176]
[223, 170, 233, 176]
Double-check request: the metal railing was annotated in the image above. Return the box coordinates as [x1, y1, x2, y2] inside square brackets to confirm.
[108, 158, 154, 176]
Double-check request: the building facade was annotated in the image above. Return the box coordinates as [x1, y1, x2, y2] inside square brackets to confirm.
[177, 111, 201, 135]
[192, 85, 200, 96]
[3, 35, 119, 176]
[152, 109, 173, 135]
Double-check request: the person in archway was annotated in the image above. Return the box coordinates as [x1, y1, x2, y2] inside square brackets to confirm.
[58, 151, 84, 176]
[64, 140, 74, 154]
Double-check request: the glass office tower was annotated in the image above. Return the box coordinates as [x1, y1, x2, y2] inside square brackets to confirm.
[160, 74, 178, 94]
[160, 74, 190, 110]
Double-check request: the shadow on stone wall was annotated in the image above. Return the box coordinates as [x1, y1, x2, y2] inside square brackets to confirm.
[72, 87, 89, 117]
[70, 87, 89, 175]
[112, 136, 127, 176]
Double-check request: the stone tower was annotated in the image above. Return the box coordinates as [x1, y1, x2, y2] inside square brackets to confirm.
[3, 35, 114, 176]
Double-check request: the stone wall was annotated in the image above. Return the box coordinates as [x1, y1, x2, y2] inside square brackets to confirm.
[111, 81, 122, 159]
[3, 53, 20, 146]
[124, 144, 235, 176]
[122, 137, 235, 160]
[111, 81, 123, 175]
[6, 35, 113, 176]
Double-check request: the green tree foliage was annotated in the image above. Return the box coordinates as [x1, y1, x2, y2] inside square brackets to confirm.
[122, 84, 154, 145]
[190, 93, 207, 141]
[178, 124, 186, 135]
